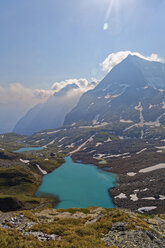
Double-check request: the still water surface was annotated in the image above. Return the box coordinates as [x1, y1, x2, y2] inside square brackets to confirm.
[36, 156, 117, 209]
[14, 147, 44, 152]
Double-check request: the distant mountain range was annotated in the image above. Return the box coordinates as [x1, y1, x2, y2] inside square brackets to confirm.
[13, 84, 83, 135]
[14, 55, 165, 135]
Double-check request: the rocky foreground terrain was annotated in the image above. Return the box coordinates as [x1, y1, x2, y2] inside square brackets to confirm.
[0, 207, 164, 248]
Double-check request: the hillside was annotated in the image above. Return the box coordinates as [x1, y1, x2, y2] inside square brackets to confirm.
[11, 118, 165, 215]
[65, 55, 165, 132]
[0, 135, 64, 211]
[0, 207, 164, 247]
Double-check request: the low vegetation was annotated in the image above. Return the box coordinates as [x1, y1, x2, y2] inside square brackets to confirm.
[0, 138, 65, 211]
[0, 207, 164, 248]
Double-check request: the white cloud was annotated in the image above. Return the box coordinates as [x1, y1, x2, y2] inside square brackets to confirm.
[51, 78, 95, 93]
[0, 83, 54, 133]
[100, 51, 164, 72]
[0, 79, 97, 106]
[0, 79, 97, 133]
[0, 83, 53, 105]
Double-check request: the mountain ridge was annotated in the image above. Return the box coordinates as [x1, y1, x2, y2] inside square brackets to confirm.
[64, 55, 165, 127]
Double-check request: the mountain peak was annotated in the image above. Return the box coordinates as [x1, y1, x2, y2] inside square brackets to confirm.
[54, 83, 78, 97]
[123, 54, 145, 63]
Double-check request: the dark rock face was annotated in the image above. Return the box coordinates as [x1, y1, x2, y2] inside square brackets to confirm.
[111, 222, 127, 231]
[0, 197, 24, 212]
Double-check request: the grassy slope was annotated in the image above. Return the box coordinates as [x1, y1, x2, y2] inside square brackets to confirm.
[0, 141, 65, 210]
[0, 207, 164, 248]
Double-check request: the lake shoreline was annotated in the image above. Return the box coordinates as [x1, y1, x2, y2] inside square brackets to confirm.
[12, 146, 118, 210]
[71, 156, 119, 209]
[35, 156, 117, 209]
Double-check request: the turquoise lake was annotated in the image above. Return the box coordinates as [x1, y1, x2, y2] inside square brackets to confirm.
[14, 147, 44, 152]
[36, 156, 117, 209]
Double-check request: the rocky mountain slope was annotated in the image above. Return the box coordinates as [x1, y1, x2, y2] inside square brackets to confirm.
[65, 55, 165, 133]
[0, 207, 164, 248]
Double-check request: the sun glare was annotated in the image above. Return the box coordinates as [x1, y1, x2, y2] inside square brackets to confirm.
[103, 23, 109, 30]
[102, 0, 136, 31]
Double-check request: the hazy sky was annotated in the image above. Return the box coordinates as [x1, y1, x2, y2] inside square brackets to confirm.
[0, 0, 165, 89]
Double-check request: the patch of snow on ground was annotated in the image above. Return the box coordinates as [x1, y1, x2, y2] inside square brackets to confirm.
[130, 194, 138, 201]
[92, 120, 98, 125]
[143, 195, 165, 200]
[79, 122, 109, 129]
[120, 119, 133, 123]
[104, 137, 112, 143]
[141, 188, 149, 192]
[136, 148, 147, 154]
[46, 130, 60, 135]
[124, 103, 163, 134]
[127, 172, 137, 176]
[105, 152, 130, 158]
[88, 150, 96, 154]
[156, 146, 165, 149]
[138, 206, 157, 213]
[149, 104, 158, 109]
[0, 148, 5, 151]
[58, 137, 66, 143]
[111, 93, 123, 98]
[134, 102, 143, 111]
[122, 156, 131, 159]
[157, 150, 162, 153]
[70, 135, 94, 155]
[20, 159, 30, 164]
[118, 136, 124, 140]
[142, 197, 155, 200]
[115, 193, 127, 199]
[92, 114, 100, 125]
[66, 143, 74, 148]
[159, 195, 165, 200]
[48, 140, 55, 145]
[139, 163, 165, 173]
[104, 94, 110, 99]
[162, 101, 165, 109]
[36, 164, 47, 175]
[96, 142, 102, 147]
[88, 102, 94, 109]
[43, 140, 55, 148]
[35, 140, 40, 144]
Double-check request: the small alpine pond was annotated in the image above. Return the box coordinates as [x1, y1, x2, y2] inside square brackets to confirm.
[14, 147, 44, 152]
